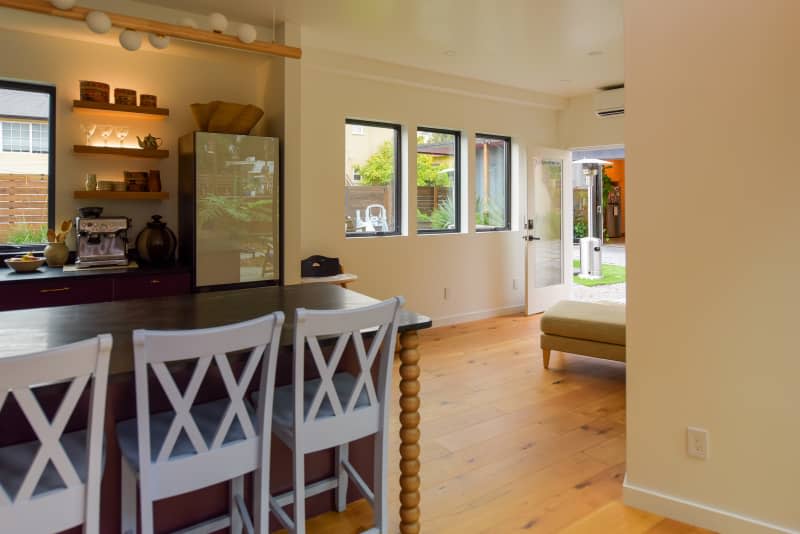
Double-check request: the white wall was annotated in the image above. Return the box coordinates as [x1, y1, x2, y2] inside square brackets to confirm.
[298, 49, 565, 322]
[558, 92, 624, 149]
[624, 1, 800, 532]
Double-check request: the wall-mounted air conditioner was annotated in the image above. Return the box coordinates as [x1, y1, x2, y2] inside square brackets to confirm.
[593, 88, 624, 118]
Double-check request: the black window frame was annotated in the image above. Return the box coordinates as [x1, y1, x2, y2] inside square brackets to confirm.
[416, 126, 461, 235]
[0, 79, 56, 255]
[475, 133, 512, 232]
[345, 118, 402, 238]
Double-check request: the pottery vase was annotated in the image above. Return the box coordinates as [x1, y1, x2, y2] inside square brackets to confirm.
[44, 242, 69, 267]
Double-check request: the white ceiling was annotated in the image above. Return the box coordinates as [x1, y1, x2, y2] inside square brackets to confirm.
[134, 0, 624, 97]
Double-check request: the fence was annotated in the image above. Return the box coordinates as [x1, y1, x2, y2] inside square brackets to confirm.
[344, 184, 452, 231]
[0, 174, 49, 243]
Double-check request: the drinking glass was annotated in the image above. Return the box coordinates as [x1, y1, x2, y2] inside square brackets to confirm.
[99, 125, 113, 146]
[115, 126, 129, 147]
[80, 123, 96, 146]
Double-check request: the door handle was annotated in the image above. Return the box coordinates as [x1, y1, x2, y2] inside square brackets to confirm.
[523, 235, 541, 241]
[40, 287, 71, 293]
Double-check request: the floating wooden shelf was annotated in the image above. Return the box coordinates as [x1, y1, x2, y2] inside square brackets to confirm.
[72, 100, 169, 120]
[73, 191, 169, 200]
[73, 145, 169, 158]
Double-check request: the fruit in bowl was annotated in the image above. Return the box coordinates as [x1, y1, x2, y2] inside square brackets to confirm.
[6, 253, 46, 273]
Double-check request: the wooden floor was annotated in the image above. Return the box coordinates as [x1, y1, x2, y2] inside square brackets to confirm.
[279, 314, 711, 533]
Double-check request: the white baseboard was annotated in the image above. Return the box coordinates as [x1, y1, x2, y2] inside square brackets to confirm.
[431, 304, 525, 327]
[623, 475, 797, 534]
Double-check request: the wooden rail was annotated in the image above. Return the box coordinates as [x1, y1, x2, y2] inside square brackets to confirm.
[0, 0, 302, 59]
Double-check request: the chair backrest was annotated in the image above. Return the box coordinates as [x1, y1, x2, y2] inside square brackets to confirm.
[132, 312, 284, 498]
[0, 334, 112, 533]
[292, 297, 403, 451]
[365, 204, 388, 231]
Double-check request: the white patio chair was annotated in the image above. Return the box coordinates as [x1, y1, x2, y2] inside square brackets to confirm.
[260, 297, 403, 534]
[116, 312, 284, 534]
[365, 204, 389, 232]
[0, 334, 112, 534]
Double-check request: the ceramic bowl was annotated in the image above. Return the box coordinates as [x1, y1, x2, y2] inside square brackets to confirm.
[6, 257, 46, 273]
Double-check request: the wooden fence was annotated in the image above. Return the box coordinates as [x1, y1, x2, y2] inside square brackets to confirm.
[344, 184, 452, 231]
[0, 174, 49, 243]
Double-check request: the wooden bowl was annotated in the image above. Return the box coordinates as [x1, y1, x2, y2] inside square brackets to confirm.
[190, 101, 221, 131]
[192, 101, 263, 134]
[6, 257, 46, 273]
[79, 80, 110, 103]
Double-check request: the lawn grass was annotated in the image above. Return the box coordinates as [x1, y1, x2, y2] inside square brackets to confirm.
[572, 260, 626, 287]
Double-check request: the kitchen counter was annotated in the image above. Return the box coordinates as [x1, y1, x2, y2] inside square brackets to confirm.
[0, 262, 189, 284]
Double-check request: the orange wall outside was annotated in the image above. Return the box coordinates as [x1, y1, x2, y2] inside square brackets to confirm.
[604, 159, 625, 233]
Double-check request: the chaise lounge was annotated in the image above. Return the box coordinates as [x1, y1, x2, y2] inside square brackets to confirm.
[540, 300, 626, 368]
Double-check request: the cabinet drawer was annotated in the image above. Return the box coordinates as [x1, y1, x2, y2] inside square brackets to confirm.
[0, 277, 114, 311]
[113, 272, 190, 300]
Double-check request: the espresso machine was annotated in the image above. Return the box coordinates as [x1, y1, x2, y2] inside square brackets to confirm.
[75, 215, 131, 268]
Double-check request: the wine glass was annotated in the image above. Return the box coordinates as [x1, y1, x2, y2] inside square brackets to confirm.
[80, 123, 96, 146]
[99, 125, 113, 146]
[115, 126, 129, 147]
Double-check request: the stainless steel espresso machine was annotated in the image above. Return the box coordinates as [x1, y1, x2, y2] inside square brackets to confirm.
[75, 215, 131, 268]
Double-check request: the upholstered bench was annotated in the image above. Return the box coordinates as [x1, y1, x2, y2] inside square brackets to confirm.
[540, 300, 626, 368]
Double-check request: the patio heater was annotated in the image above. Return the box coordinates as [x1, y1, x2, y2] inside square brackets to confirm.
[573, 158, 610, 279]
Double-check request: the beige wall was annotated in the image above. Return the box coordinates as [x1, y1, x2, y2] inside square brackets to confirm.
[558, 92, 624, 149]
[624, 1, 799, 531]
[0, 23, 275, 248]
[299, 49, 563, 322]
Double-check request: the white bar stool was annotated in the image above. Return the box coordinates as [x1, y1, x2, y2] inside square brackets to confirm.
[262, 297, 403, 534]
[0, 335, 112, 534]
[116, 312, 284, 534]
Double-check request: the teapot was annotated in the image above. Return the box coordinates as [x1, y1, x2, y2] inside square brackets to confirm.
[136, 134, 163, 150]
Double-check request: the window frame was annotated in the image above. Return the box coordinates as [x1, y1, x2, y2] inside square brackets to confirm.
[345, 118, 402, 238]
[475, 133, 512, 232]
[416, 126, 461, 235]
[0, 79, 56, 253]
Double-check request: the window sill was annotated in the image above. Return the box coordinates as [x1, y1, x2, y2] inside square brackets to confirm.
[345, 232, 403, 239]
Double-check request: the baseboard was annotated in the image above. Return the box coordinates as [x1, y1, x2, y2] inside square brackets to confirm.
[432, 304, 524, 327]
[623, 475, 796, 533]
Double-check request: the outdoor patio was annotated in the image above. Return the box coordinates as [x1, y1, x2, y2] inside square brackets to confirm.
[571, 243, 626, 303]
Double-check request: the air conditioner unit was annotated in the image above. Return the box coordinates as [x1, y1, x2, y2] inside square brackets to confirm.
[593, 88, 624, 118]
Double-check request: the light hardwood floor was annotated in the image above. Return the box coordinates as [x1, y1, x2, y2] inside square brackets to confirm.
[279, 314, 712, 533]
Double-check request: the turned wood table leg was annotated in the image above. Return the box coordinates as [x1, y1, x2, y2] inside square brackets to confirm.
[398, 330, 421, 533]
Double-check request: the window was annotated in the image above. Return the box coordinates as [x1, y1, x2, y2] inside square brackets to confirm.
[344, 119, 402, 236]
[475, 134, 511, 231]
[417, 128, 460, 233]
[0, 81, 55, 247]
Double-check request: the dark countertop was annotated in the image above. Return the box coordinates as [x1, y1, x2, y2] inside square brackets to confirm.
[0, 283, 431, 374]
[0, 263, 189, 285]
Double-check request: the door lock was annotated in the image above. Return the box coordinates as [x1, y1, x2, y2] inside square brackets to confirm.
[523, 219, 540, 241]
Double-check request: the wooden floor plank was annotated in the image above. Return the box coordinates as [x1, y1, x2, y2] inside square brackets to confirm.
[274, 314, 712, 533]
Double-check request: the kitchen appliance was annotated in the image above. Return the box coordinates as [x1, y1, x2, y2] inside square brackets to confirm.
[179, 132, 280, 290]
[75, 215, 131, 268]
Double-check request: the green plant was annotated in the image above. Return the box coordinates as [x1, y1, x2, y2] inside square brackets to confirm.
[574, 220, 588, 239]
[355, 140, 450, 187]
[6, 224, 47, 245]
[475, 196, 505, 227]
[198, 195, 273, 230]
[428, 197, 456, 229]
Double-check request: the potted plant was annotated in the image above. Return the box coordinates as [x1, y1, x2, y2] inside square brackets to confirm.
[44, 220, 72, 267]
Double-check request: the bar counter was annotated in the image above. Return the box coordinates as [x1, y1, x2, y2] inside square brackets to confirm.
[0, 283, 430, 533]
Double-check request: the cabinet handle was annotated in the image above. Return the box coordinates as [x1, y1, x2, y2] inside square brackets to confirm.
[40, 287, 71, 294]
[150, 279, 161, 284]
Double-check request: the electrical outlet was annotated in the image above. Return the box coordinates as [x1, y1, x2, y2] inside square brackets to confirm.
[687, 427, 709, 460]
[443, 287, 448, 300]
[512, 278, 518, 290]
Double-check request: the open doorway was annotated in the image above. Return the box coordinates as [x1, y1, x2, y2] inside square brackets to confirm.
[571, 146, 626, 303]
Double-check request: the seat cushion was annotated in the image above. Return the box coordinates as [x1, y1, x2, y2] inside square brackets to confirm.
[540, 300, 626, 346]
[116, 398, 257, 472]
[0, 430, 89, 499]
[254, 372, 371, 429]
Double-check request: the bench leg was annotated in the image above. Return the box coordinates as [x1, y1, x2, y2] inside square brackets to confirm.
[542, 348, 551, 369]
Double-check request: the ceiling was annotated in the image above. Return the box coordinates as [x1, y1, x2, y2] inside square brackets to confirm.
[134, 0, 624, 97]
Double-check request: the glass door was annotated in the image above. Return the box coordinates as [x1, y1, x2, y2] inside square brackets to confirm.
[525, 148, 573, 314]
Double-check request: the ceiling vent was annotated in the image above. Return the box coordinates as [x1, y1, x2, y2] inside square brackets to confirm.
[593, 88, 624, 118]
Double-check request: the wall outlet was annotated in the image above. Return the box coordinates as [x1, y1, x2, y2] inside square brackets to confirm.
[512, 278, 518, 290]
[443, 287, 448, 300]
[687, 427, 709, 460]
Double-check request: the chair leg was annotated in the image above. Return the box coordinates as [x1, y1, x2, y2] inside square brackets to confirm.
[335, 443, 349, 512]
[292, 449, 306, 534]
[139, 486, 155, 534]
[543, 348, 551, 369]
[120, 459, 138, 534]
[231, 475, 244, 534]
[373, 428, 389, 533]
[254, 462, 270, 534]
